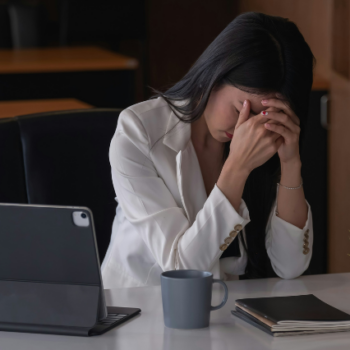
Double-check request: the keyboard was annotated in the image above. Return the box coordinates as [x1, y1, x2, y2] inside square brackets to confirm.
[97, 313, 128, 326]
[89, 307, 141, 336]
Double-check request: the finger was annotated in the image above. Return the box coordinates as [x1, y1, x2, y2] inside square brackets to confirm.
[266, 118, 285, 128]
[275, 136, 284, 149]
[264, 122, 295, 142]
[261, 98, 300, 126]
[266, 106, 281, 113]
[265, 126, 284, 142]
[258, 110, 289, 127]
[271, 129, 283, 141]
[261, 93, 300, 125]
[259, 111, 300, 133]
[257, 106, 282, 124]
[235, 99, 250, 129]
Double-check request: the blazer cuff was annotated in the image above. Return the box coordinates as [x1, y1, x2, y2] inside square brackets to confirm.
[211, 183, 251, 260]
[215, 184, 250, 220]
[177, 184, 251, 271]
[214, 183, 251, 224]
[266, 199, 313, 279]
[272, 199, 312, 232]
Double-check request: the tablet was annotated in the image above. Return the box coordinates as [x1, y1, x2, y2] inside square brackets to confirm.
[0, 203, 141, 336]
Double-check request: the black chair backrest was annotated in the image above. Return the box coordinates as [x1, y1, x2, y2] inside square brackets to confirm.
[8, 0, 47, 48]
[0, 3, 12, 48]
[17, 108, 121, 261]
[0, 118, 27, 203]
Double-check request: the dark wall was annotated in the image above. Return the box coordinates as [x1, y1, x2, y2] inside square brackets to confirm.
[145, 0, 239, 95]
[0, 0, 239, 102]
[61, 0, 239, 99]
[59, 0, 146, 48]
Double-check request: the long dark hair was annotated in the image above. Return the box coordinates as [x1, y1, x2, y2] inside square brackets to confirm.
[149, 12, 316, 279]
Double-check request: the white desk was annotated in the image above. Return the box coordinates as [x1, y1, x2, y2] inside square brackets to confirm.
[1, 273, 350, 349]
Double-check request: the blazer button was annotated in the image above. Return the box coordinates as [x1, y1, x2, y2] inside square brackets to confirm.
[224, 237, 233, 245]
[229, 230, 238, 238]
[234, 224, 243, 231]
[303, 243, 309, 249]
[303, 237, 308, 243]
[220, 244, 228, 251]
[304, 232, 309, 239]
[303, 247, 310, 255]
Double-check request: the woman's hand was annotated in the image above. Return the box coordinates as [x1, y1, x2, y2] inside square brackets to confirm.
[260, 94, 301, 165]
[227, 99, 284, 174]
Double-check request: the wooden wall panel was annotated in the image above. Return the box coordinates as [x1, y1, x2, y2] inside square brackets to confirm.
[328, 0, 350, 273]
[328, 71, 350, 272]
[145, 0, 239, 95]
[238, 0, 332, 82]
[332, 0, 349, 79]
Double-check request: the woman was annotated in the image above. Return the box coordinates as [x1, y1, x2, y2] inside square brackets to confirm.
[101, 12, 315, 289]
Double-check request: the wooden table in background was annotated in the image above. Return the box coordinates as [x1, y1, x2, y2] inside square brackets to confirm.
[0, 46, 138, 109]
[0, 47, 138, 74]
[0, 98, 93, 119]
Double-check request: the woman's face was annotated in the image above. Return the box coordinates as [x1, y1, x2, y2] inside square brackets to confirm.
[203, 84, 277, 142]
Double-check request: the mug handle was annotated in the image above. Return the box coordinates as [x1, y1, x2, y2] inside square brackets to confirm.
[210, 279, 228, 311]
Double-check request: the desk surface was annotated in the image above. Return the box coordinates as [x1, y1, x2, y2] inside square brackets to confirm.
[1, 273, 350, 349]
[0, 46, 138, 74]
[0, 98, 93, 119]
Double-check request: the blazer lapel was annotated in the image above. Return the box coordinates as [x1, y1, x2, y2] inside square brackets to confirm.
[163, 108, 207, 225]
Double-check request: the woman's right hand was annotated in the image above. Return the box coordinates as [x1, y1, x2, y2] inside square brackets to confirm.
[227, 99, 284, 174]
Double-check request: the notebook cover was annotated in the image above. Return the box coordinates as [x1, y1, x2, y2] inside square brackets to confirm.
[235, 294, 350, 324]
[231, 309, 350, 337]
[231, 309, 274, 336]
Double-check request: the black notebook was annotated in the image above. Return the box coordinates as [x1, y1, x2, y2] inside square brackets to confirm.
[231, 294, 350, 337]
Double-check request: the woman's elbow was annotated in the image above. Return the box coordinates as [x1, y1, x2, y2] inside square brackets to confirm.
[272, 258, 311, 280]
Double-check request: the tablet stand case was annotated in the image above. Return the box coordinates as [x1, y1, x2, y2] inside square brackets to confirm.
[0, 204, 124, 336]
[0, 280, 102, 336]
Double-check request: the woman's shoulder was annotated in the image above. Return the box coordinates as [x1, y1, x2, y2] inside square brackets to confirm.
[115, 96, 177, 147]
[112, 96, 189, 156]
[126, 96, 171, 117]
[117, 97, 171, 134]
[119, 97, 172, 126]
[110, 97, 173, 157]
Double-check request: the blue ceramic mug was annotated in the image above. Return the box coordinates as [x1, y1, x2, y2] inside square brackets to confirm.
[161, 269, 228, 329]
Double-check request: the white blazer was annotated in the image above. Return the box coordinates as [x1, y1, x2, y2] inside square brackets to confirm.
[101, 97, 313, 289]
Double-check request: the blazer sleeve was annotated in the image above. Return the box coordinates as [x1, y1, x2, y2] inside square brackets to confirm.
[109, 109, 251, 272]
[265, 188, 313, 279]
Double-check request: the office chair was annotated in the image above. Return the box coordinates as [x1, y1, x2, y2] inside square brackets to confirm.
[8, 0, 47, 48]
[0, 3, 12, 48]
[0, 118, 27, 203]
[17, 108, 121, 261]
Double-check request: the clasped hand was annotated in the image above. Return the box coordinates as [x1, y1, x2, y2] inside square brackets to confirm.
[228, 93, 301, 173]
[261, 93, 301, 165]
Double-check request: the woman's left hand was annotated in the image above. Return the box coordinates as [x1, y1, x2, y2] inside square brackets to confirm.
[260, 93, 301, 164]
